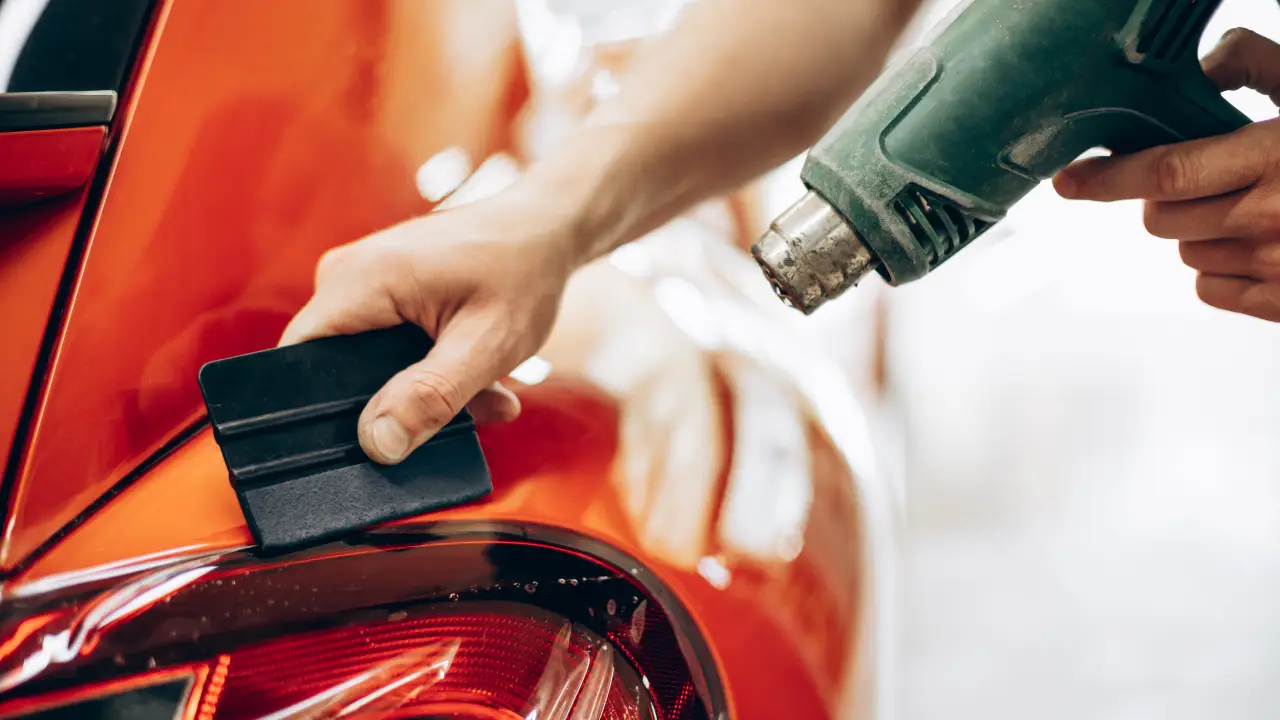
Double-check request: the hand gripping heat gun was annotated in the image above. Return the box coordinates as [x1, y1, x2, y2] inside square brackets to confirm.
[753, 0, 1253, 314]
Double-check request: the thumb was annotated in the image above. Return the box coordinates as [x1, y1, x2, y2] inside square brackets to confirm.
[357, 318, 515, 464]
[1203, 28, 1280, 105]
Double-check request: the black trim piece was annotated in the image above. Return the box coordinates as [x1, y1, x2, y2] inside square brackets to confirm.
[0, 91, 116, 132]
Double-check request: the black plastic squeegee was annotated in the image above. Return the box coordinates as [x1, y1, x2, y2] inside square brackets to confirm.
[197, 324, 492, 554]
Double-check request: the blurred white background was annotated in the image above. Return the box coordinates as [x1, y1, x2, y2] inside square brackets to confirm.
[516, 0, 1280, 715]
[849, 1, 1280, 718]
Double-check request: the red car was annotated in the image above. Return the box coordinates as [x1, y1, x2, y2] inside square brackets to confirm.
[0, 2, 894, 718]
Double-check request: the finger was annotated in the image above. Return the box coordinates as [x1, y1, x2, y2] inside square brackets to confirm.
[1180, 238, 1280, 281]
[1054, 129, 1268, 203]
[466, 382, 522, 425]
[1196, 273, 1280, 321]
[278, 298, 337, 346]
[1203, 28, 1280, 105]
[278, 290, 401, 347]
[357, 317, 514, 464]
[1140, 190, 1256, 240]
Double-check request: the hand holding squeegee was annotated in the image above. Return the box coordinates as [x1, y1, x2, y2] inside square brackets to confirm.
[198, 324, 492, 553]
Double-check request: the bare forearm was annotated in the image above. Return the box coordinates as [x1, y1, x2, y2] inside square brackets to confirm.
[512, 0, 923, 264]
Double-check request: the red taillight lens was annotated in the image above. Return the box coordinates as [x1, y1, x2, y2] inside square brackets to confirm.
[0, 525, 723, 720]
[204, 602, 652, 720]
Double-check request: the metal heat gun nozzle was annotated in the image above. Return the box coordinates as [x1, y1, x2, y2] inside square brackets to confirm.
[751, 191, 880, 315]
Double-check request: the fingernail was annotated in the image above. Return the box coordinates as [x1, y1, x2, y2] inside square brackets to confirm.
[369, 416, 411, 462]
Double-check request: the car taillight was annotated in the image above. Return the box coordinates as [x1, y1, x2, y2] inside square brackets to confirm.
[0, 524, 725, 720]
[203, 602, 652, 719]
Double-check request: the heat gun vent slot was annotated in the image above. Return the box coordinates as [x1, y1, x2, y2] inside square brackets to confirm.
[1135, 0, 1216, 64]
[893, 187, 992, 268]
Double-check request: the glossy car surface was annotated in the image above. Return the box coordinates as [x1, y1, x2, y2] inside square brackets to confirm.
[0, 1, 894, 718]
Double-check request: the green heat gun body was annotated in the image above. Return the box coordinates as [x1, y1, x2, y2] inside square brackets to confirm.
[753, 0, 1253, 314]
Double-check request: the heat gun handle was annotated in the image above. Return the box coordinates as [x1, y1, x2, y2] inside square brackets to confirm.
[1113, 64, 1252, 156]
[996, 66, 1253, 191]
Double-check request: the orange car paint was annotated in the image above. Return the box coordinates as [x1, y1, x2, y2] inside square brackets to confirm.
[0, 127, 105, 472]
[2, 3, 886, 719]
[0, 188, 92, 479]
[1, 0, 523, 570]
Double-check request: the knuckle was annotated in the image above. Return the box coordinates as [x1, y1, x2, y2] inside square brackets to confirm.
[1220, 27, 1257, 53]
[1241, 282, 1280, 320]
[316, 246, 349, 279]
[1241, 118, 1273, 144]
[1260, 201, 1280, 232]
[1238, 200, 1280, 235]
[1154, 149, 1197, 197]
[406, 370, 464, 428]
[1252, 241, 1280, 278]
[1240, 127, 1279, 173]
[1264, 139, 1280, 175]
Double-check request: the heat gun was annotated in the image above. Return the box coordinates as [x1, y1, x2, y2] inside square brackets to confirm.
[753, 0, 1253, 314]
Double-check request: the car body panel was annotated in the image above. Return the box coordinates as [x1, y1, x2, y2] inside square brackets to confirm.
[11, 237, 887, 718]
[0, 124, 106, 473]
[0, 183, 94, 480]
[1, 0, 524, 569]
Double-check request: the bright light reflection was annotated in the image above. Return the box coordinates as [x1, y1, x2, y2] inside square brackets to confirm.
[696, 556, 731, 590]
[715, 357, 812, 563]
[653, 277, 723, 349]
[436, 154, 519, 210]
[414, 146, 472, 202]
[509, 356, 552, 385]
[0, 0, 49, 90]
[514, 0, 584, 87]
[590, 68, 621, 100]
[607, 244, 654, 278]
